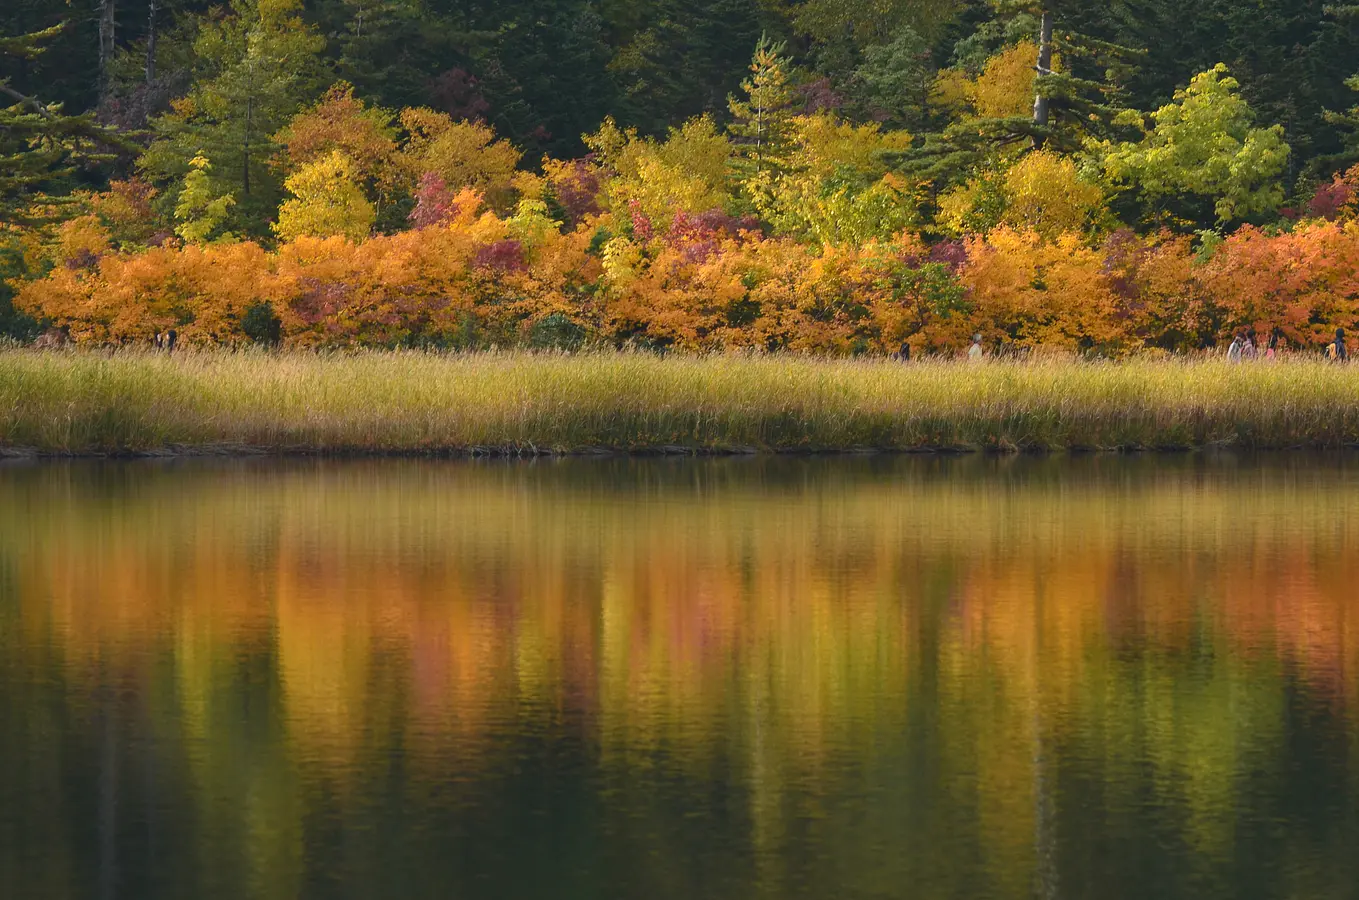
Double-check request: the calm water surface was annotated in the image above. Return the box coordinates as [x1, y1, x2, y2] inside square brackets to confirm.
[3, 456, 1359, 899]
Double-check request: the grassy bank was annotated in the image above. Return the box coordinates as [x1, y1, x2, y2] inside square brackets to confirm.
[3, 348, 1359, 455]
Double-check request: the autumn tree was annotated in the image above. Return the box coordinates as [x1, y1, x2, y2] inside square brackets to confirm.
[748, 113, 917, 245]
[274, 82, 399, 222]
[969, 42, 1051, 119]
[396, 108, 522, 210]
[273, 150, 374, 242]
[584, 114, 731, 231]
[939, 150, 1103, 240]
[174, 154, 236, 244]
[901, 2, 1140, 190]
[90, 177, 162, 248]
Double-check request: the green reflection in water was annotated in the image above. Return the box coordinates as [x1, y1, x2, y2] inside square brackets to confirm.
[1, 455, 1358, 899]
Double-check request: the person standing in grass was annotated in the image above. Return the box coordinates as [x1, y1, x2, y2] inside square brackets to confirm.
[1243, 328, 1258, 360]
[968, 334, 983, 362]
[1326, 327, 1348, 362]
[1227, 333, 1244, 362]
[1266, 328, 1281, 360]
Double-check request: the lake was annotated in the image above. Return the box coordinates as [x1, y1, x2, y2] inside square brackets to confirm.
[2, 455, 1358, 899]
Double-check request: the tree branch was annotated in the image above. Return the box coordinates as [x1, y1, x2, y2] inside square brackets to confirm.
[0, 81, 57, 120]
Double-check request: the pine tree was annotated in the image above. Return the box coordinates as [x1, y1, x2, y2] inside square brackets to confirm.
[0, 25, 130, 216]
[897, 2, 1142, 190]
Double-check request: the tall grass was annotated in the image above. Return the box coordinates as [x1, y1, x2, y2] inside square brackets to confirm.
[3, 348, 1359, 454]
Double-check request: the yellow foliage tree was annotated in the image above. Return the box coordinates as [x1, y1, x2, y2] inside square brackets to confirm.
[274, 151, 376, 243]
[506, 198, 562, 249]
[969, 42, 1058, 119]
[584, 115, 731, 231]
[275, 83, 399, 206]
[397, 109, 522, 209]
[53, 216, 113, 267]
[939, 151, 1102, 240]
[961, 227, 1125, 350]
[937, 173, 1007, 235]
[748, 113, 918, 245]
[782, 114, 914, 179]
[1001, 151, 1103, 238]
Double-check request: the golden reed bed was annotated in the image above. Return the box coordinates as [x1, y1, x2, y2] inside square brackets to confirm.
[3, 348, 1359, 455]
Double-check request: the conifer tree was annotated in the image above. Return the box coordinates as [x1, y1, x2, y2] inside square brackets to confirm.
[726, 35, 798, 179]
[138, 0, 326, 237]
[898, 2, 1142, 190]
[0, 25, 130, 215]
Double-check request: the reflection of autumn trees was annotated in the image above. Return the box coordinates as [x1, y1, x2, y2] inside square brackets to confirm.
[2, 457, 1359, 897]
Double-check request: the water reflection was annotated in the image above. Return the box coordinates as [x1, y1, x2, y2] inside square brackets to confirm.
[2, 456, 1358, 899]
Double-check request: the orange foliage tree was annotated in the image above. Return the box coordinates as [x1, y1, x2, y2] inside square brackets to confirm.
[1200, 222, 1359, 346]
[15, 168, 1359, 356]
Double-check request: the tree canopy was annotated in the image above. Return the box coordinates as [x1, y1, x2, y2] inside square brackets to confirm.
[8, 0, 1359, 350]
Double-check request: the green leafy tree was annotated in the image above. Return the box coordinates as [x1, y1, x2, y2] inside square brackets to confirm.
[749, 113, 918, 245]
[138, 0, 326, 237]
[1094, 65, 1290, 226]
[585, 114, 732, 226]
[174, 153, 236, 243]
[1105, 0, 1359, 187]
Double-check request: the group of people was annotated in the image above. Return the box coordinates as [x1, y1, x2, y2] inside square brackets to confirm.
[894, 334, 989, 361]
[1226, 327, 1348, 362]
[1225, 328, 1277, 362]
[893, 329, 1352, 362]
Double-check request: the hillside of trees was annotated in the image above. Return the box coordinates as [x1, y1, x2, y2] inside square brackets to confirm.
[6, 0, 1359, 352]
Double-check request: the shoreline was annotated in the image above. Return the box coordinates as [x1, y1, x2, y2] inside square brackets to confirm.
[6, 441, 1356, 460]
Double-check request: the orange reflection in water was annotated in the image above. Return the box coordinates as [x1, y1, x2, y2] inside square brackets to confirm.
[3, 456, 1359, 899]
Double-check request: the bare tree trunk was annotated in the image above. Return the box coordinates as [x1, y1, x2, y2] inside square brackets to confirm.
[243, 88, 253, 196]
[145, 0, 158, 83]
[241, 57, 254, 197]
[97, 0, 117, 100]
[1032, 10, 1054, 146]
